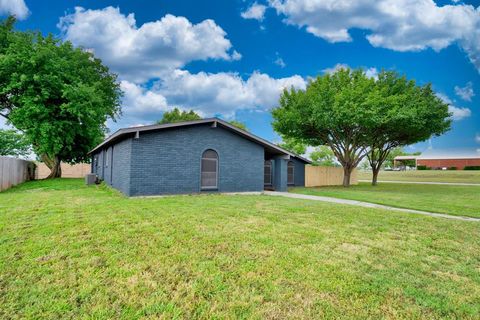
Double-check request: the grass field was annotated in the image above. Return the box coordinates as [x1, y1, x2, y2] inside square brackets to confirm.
[291, 183, 480, 218]
[1, 179, 480, 319]
[358, 170, 480, 184]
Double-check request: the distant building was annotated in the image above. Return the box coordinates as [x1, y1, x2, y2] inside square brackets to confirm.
[394, 149, 480, 170]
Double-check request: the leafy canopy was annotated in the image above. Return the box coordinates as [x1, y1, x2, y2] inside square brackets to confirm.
[278, 137, 307, 155]
[228, 120, 248, 131]
[272, 68, 451, 186]
[310, 146, 337, 167]
[157, 108, 201, 124]
[0, 129, 31, 157]
[0, 17, 122, 175]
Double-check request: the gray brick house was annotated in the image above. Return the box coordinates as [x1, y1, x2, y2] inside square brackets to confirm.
[89, 118, 310, 196]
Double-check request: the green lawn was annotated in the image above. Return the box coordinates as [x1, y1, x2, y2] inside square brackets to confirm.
[291, 183, 480, 218]
[358, 170, 480, 184]
[1, 179, 480, 319]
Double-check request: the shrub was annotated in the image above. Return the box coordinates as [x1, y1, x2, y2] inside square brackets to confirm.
[447, 167, 457, 170]
[464, 166, 480, 170]
[417, 165, 429, 170]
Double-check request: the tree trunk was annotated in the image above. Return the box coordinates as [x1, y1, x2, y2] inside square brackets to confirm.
[372, 167, 380, 186]
[41, 154, 62, 179]
[343, 166, 352, 187]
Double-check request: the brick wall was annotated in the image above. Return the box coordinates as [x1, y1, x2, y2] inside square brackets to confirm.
[417, 158, 480, 170]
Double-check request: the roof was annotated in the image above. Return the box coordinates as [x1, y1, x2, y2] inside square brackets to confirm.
[89, 118, 311, 163]
[416, 148, 480, 160]
[394, 155, 418, 160]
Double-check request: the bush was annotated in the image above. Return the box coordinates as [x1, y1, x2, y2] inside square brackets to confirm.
[417, 165, 430, 170]
[447, 167, 457, 170]
[464, 166, 480, 170]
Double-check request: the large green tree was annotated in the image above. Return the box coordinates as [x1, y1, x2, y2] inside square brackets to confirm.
[0, 129, 31, 157]
[272, 68, 376, 186]
[157, 108, 201, 124]
[0, 17, 122, 178]
[365, 71, 450, 185]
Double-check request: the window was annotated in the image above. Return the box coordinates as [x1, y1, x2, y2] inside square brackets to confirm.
[264, 160, 272, 185]
[287, 161, 294, 185]
[201, 149, 218, 189]
[105, 149, 109, 167]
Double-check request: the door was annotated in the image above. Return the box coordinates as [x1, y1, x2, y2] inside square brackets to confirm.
[264, 160, 272, 187]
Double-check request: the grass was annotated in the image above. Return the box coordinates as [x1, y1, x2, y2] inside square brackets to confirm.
[358, 170, 480, 184]
[0, 179, 479, 319]
[291, 183, 480, 218]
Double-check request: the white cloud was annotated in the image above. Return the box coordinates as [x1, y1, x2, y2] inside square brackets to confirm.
[275, 57, 286, 68]
[241, 2, 268, 21]
[156, 70, 306, 117]
[436, 93, 471, 121]
[117, 70, 306, 124]
[269, 0, 480, 72]
[322, 63, 378, 79]
[454, 82, 475, 101]
[58, 7, 240, 83]
[476, 133, 480, 144]
[0, 0, 29, 20]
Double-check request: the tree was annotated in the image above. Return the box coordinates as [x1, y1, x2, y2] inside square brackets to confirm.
[157, 108, 201, 124]
[0, 129, 30, 157]
[310, 146, 337, 166]
[365, 71, 450, 185]
[278, 137, 307, 155]
[228, 120, 248, 131]
[272, 68, 376, 186]
[0, 17, 122, 178]
[383, 147, 420, 168]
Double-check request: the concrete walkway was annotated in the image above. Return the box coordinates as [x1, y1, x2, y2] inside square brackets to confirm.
[358, 180, 480, 186]
[263, 191, 480, 222]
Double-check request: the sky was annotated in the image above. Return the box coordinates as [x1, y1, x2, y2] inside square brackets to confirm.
[1, 0, 479, 154]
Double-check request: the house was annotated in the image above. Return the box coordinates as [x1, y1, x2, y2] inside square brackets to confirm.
[89, 118, 310, 196]
[394, 149, 480, 170]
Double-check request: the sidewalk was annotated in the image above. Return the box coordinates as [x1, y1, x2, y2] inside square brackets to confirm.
[262, 191, 480, 222]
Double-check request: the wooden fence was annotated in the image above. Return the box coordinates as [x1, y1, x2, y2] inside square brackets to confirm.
[305, 166, 358, 187]
[0, 156, 35, 192]
[35, 162, 91, 179]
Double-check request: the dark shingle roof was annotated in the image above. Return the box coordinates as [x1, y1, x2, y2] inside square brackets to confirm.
[89, 117, 311, 163]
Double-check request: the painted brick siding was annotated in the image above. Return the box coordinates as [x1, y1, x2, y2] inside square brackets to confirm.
[111, 138, 132, 195]
[129, 124, 264, 196]
[291, 158, 305, 187]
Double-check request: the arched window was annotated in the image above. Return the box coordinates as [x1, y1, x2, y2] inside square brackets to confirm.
[287, 161, 295, 185]
[201, 149, 218, 189]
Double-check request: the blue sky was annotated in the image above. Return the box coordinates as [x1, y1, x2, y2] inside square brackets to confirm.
[2, 0, 479, 153]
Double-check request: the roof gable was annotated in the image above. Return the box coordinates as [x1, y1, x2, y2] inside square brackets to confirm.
[89, 118, 311, 163]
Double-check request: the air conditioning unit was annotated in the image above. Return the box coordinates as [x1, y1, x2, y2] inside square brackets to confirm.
[85, 173, 97, 185]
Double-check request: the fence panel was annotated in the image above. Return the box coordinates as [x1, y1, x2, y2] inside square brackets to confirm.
[35, 162, 91, 179]
[305, 166, 358, 187]
[0, 156, 33, 192]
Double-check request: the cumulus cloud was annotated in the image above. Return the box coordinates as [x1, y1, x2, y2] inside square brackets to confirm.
[0, 0, 29, 20]
[58, 7, 240, 82]
[455, 82, 475, 101]
[436, 93, 471, 121]
[269, 0, 480, 72]
[156, 70, 306, 117]
[118, 70, 306, 124]
[241, 2, 267, 21]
